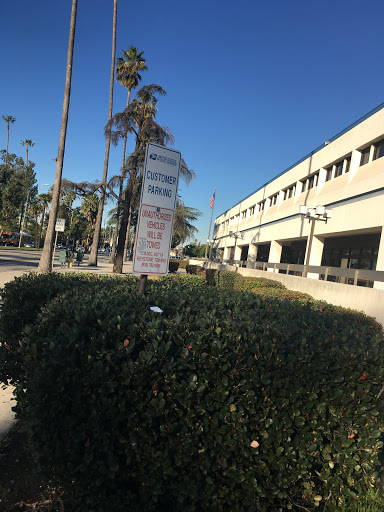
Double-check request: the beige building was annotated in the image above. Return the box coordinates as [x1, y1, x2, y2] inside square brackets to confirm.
[213, 103, 384, 290]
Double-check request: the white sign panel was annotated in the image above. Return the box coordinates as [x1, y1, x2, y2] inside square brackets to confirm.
[140, 143, 181, 210]
[133, 205, 174, 275]
[133, 143, 181, 275]
[55, 218, 66, 232]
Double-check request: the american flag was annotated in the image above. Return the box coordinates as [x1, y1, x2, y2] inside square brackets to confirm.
[209, 191, 215, 209]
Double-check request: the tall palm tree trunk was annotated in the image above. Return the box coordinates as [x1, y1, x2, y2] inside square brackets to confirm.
[88, 0, 117, 266]
[109, 90, 131, 263]
[123, 206, 132, 261]
[113, 151, 139, 274]
[37, 0, 77, 273]
[38, 205, 46, 248]
[6, 125, 9, 156]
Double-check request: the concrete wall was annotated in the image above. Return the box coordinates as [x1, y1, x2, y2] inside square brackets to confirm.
[190, 260, 384, 326]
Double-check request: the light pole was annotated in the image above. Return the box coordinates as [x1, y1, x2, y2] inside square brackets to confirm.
[299, 205, 332, 270]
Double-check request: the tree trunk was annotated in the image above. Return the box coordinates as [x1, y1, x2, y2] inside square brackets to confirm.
[38, 205, 46, 248]
[109, 89, 131, 264]
[6, 124, 9, 157]
[37, 0, 77, 273]
[113, 152, 139, 273]
[88, 0, 117, 266]
[123, 206, 132, 261]
[35, 217, 39, 247]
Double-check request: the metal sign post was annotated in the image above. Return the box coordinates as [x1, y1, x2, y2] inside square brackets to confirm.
[52, 218, 66, 267]
[133, 143, 181, 293]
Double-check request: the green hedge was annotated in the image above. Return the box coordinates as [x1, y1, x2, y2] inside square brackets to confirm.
[185, 264, 203, 275]
[0, 272, 134, 385]
[205, 269, 286, 292]
[8, 274, 384, 511]
[168, 260, 180, 273]
[177, 259, 189, 269]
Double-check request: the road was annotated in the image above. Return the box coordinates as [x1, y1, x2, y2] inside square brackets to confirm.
[0, 248, 118, 274]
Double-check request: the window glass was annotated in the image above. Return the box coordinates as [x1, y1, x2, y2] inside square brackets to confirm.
[373, 140, 384, 160]
[325, 167, 333, 181]
[349, 248, 360, 269]
[360, 147, 370, 166]
[335, 161, 343, 177]
[345, 157, 351, 173]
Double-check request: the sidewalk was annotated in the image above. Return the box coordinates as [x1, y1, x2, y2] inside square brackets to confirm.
[0, 256, 133, 441]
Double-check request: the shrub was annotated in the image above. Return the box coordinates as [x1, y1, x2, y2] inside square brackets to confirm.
[205, 268, 218, 286]
[185, 264, 203, 275]
[177, 259, 189, 269]
[0, 272, 134, 385]
[13, 275, 384, 511]
[168, 260, 179, 273]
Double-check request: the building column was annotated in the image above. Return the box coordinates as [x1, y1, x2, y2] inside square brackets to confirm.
[304, 235, 324, 279]
[374, 228, 384, 290]
[267, 240, 282, 272]
[234, 243, 242, 261]
[248, 243, 258, 264]
[223, 246, 232, 260]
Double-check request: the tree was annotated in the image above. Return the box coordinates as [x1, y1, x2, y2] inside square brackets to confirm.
[2, 115, 15, 156]
[172, 200, 202, 247]
[37, 192, 52, 247]
[109, 46, 148, 263]
[19, 140, 35, 237]
[110, 84, 195, 273]
[37, 0, 77, 273]
[29, 202, 42, 246]
[87, 0, 117, 266]
[81, 194, 99, 249]
[0, 152, 37, 233]
[20, 139, 35, 167]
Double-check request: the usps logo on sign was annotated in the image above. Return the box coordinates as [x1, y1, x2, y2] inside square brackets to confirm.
[150, 153, 157, 160]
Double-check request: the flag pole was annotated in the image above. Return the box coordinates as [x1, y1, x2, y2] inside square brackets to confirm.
[204, 188, 216, 260]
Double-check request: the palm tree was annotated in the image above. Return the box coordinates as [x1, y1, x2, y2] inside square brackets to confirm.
[37, 0, 78, 273]
[111, 85, 195, 274]
[29, 202, 42, 246]
[87, 0, 117, 266]
[21, 139, 35, 167]
[172, 200, 202, 247]
[81, 194, 99, 249]
[37, 192, 52, 247]
[109, 47, 148, 263]
[2, 115, 16, 156]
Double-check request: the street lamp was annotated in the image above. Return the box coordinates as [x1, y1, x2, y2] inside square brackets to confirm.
[299, 205, 332, 268]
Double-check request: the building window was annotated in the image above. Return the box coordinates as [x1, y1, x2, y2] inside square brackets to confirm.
[241, 210, 247, 220]
[283, 184, 296, 200]
[258, 200, 265, 211]
[334, 160, 344, 178]
[345, 156, 351, 173]
[373, 139, 384, 161]
[249, 205, 255, 216]
[325, 166, 333, 181]
[360, 147, 370, 166]
[269, 193, 278, 206]
[301, 172, 319, 190]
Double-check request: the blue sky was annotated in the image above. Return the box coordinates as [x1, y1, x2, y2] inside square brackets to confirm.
[1, 0, 384, 243]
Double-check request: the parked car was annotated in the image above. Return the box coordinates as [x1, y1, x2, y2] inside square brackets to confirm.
[24, 242, 35, 248]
